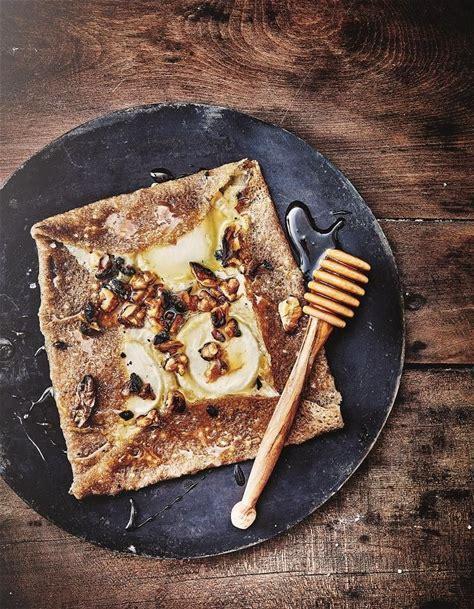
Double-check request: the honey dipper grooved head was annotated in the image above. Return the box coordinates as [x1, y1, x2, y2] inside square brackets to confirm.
[304, 249, 370, 327]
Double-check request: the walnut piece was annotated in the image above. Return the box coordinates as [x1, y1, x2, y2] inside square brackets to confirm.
[136, 409, 160, 428]
[210, 303, 229, 328]
[139, 383, 156, 400]
[219, 277, 240, 302]
[169, 313, 185, 334]
[95, 254, 115, 280]
[219, 225, 242, 267]
[118, 303, 146, 328]
[98, 287, 119, 313]
[164, 353, 188, 375]
[145, 297, 163, 318]
[121, 373, 155, 400]
[79, 321, 102, 337]
[197, 289, 218, 312]
[222, 318, 241, 339]
[129, 271, 157, 290]
[278, 296, 302, 333]
[190, 262, 219, 287]
[163, 390, 186, 414]
[199, 341, 221, 361]
[205, 358, 228, 383]
[211, 328, 226, 342]
[155, 339, 184, 354]
[130, 289, 147, 304]
[180, 290, 199, 312]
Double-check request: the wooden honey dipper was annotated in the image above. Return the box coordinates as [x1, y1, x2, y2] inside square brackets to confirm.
[231, 248, 371, 529]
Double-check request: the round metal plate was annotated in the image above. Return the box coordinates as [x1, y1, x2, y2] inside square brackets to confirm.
[0, 103, 404, 558]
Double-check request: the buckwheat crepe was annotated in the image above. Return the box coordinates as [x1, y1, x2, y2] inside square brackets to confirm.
[31, 159, 342, 499]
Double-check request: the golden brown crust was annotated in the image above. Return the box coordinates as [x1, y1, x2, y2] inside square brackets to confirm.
[71, 354, 341, 498]
[31, 159, 342, 499]
[31, 163, 241, 253]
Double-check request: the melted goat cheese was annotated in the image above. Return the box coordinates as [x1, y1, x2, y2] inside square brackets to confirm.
[121, 328, 177, 415]
[134, 171, 248, 290]
[64, 170, 277, 409]
[176, 288, 277, 402]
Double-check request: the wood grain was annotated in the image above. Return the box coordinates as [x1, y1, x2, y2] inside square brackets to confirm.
[381, 220, 474, 364]
[1, 369, 472, 608]
[1, 0, 472, 219]
[1, 1, 472, 608]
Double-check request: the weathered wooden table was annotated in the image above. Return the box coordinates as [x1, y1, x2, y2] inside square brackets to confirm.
[1, 2, 472, 608]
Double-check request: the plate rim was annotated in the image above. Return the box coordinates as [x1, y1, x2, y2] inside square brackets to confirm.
[0, 102, 405, 559]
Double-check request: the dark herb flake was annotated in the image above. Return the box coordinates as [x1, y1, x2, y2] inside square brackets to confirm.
[206, 405, 219, 418]
[84, 302, 96, 322]
[53, 340, 68, 351]
[119, 410, 134, 421]
[129, 373, 143, 394]
[233, 464, 245, 486]
[79, 322, 102, 337]
[153, 330, 170, 345]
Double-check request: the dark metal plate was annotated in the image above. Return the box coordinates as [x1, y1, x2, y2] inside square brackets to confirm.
[0, 103, 404, 558]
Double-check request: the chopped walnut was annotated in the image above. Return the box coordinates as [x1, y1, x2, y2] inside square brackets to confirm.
[95, 254, 115, 280]
[130, 289, 147, 304]
[222, 317, 242, 339]
[208, 287, 227, 304]
[163, 390, 186, 414]
[180, 290, 199, 312]
[155, 339, 183, 354]
[136, 409, 160, 428]
[219, 225, 242, 267]
[121, 372, 143, 397]
[199, 341, 221, 361]
[225, 225, 242, 251]
[170, 292, 188, 313]
[150, 320, 167, 335]
[139, 383, 156, 400]
[79, 321, 102, 337]
[169, 313, 185, 334]
[219, 277, 240, 301]
[129, 271, 157, 290]
[205, 358, 228, 383]
[118, 303, 146, 328]
[98, 287, 119, 313]
[105, 278, 131, 300]
[210, 303, 229, 328]
[227, 277, 240, 293]
[197, 289, 218, 312]
[156, 287, 171, 309]
[164, 353, 188, 376]
[211, 328, 226, 342]
[278, 296, 302, 333]
[146, 297, 163, 319]
[226, 257, 242, 269]
[190, 262, 219, 287]
[121, 373, 155, 400]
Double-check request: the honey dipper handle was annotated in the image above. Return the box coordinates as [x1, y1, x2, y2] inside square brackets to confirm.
[231, 317, 333, 529]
